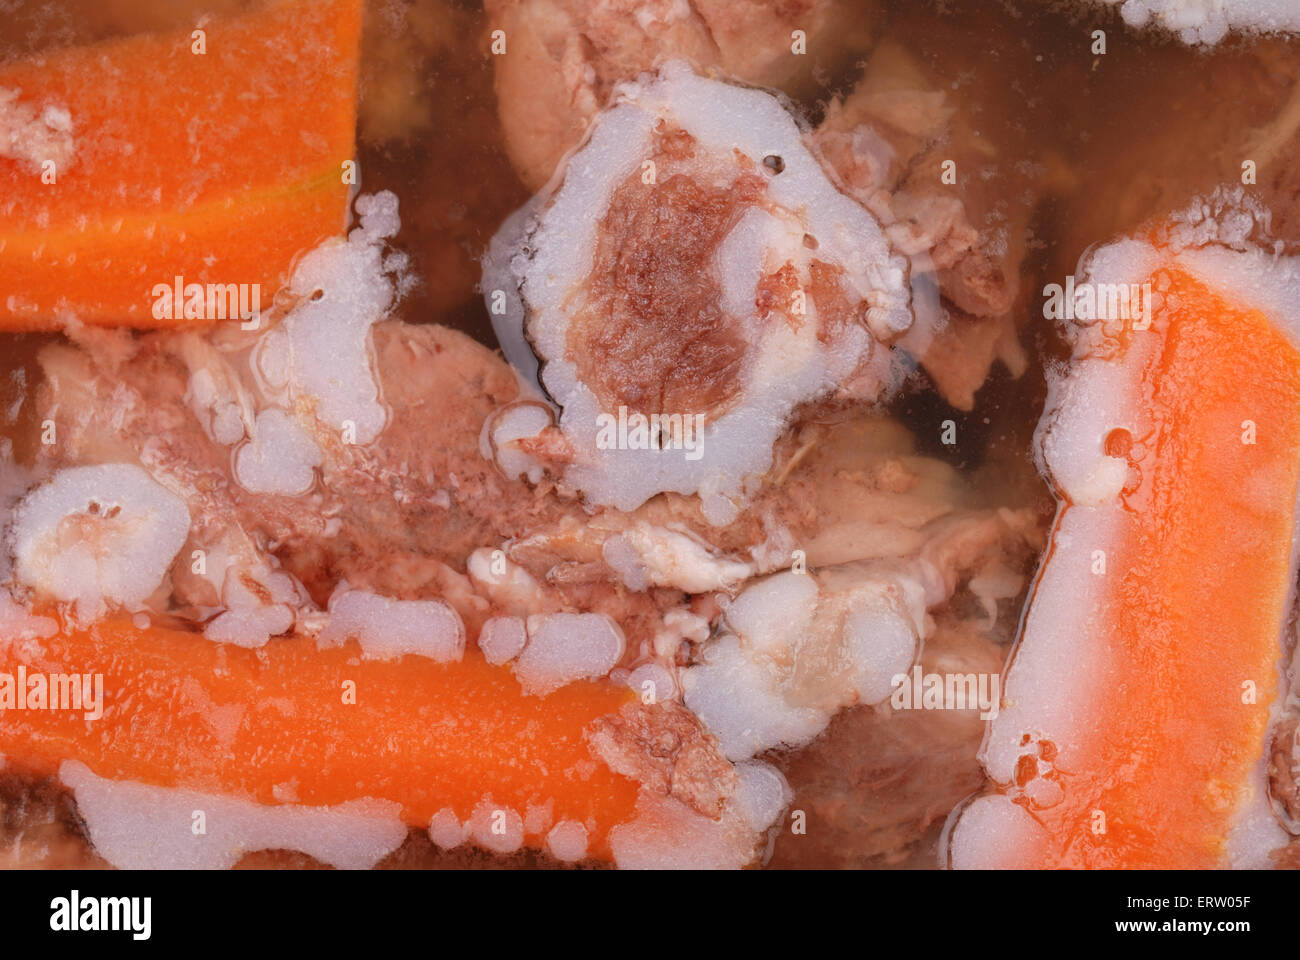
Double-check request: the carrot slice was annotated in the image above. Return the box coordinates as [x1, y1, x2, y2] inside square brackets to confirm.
[0, 0, 361, 328]
[0, 620, 639, 860]
[958, 261, 1300, 869]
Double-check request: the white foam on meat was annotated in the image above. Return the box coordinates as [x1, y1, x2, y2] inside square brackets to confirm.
[465, 799, 525, 854]
[608, 790, 754, 870]
[625, 661, 678, 703]
[428, 808, 464, 849]
[254, 191, 405, 447]
[682, 566, 924, 761]
[9, 463, 190, 625]
[515, 613, 626, 695]
[234, 408, 322, 496]
[545, 820, 589, 862]
[61, 760, 407, 870]
[682, 631, 829, 761]
[943, 793, 1048, 870]
[733, 760, 793, 833]
[203, 562, 301, 648]
[318, 589, 465, 662]
[477, 616, 527, 665]
[481, 402, 554, 483]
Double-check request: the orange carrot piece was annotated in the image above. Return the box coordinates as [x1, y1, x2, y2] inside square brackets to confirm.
[0, 0, 361, 328]
[0, 621, 639, 859]
[1021, 266, 1300, 868]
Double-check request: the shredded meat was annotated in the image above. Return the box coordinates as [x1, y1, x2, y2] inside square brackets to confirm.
[1273, 840, 1300, 869]
[484, 0, 877, 191]
[28, 321, 702, 655]
[567, 131, 766, 417]
[808, 259, 867, 344]
[813, 40, 1035, 410]
[588, 701, 737, 819]
[755, 261, 802, 329]
[0, 770, 107, 869]
[1269, 713, 1300, 827]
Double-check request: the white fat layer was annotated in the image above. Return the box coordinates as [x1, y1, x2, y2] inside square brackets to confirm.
[944, 794, 1048, 870]
[0, 452, 58, 638]
[1174, 242, 1300, 346]
[981, 505, 1123, 785]
[625, 661, 678, 703]
[609, 790, 754, 870]
[495, 61, 910, 512]
[185, 365, 248, 448]
[601, 534, 651, 592]
[1097, 0, 1300, 44]
[715, 207, 780, 321]
[427, 808, 464, 849]
[545, 820, 589, 862]
[61, 760, 406, 870]
[318, 589, 465, 662]
[843, 587, 924, 704]
[477, 616, 527, 665]
[608, 762, 784, 869]
[733, 760, 793, 833]
[482, 402, 553, 483]
[683, 567, 923, 760]
[234, 408, 322, 495]
[726, 570, 821, 657]
[682, 631, 828, 761]
[10, 463, 190, 624]
[205, 603, 293, 649]
[1225, 753, 1289, 868]
[466, 799, 525, 854]
[1027, 206, 1300, 784]
[254, 191, 403, 447]
[515, 613, 626, 695]
[1037, 355, 1141, 505]
[202, 560, 300, 648]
